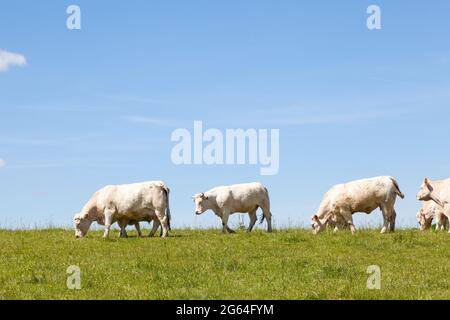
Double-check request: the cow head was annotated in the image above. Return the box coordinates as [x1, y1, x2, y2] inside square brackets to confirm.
[73, 212, 92, 238]
[192, 193, 211, 215]
[417, 178, 445, 207]
[416, 178, 434, 201]
[311, 214, 327, 234]
[416, 209, 433, 231]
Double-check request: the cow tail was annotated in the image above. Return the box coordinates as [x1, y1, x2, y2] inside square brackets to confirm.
[390, 177, 405, 199]
[260, 212, 265, 224]
[260, 186, 270, 224]
[162, 184, 171, 231]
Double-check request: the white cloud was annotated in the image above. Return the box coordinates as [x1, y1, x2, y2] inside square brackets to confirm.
[0, 49, 26, 72]
[126, 115, 182, 127]
[126, 115, 186, 128]
[126, 115, 162, 124]
[105, 94, 169, 105]
[0, 158, 5, 169]
[0, 137, 80, 147]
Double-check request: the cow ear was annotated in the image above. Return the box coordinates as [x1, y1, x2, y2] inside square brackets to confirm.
[424, 178, 433, 189]
[312, 215, 319, 222]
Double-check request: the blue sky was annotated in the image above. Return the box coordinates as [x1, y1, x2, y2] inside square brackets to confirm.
[1, 0, 450, 229]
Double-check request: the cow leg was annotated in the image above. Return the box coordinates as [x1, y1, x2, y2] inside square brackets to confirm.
[117, 221, 128, 238]
[260, 204, 273, 233]
[442, 217, 448, 231]
[437, 214, 445, 231]
[342, 212, 356, 235]
[380, 216, 389, 234]
[156, 209, 169, 238]
[380, 205, 392, 234]
[435, 214, 441, 231]
[443, 205, 450, 234]
[221, 211, 234, 234]
[149, 219, 161, 237]
[120, 226, 128, 238]
[389, 210, 397, 232]
[247, 210, 257, 232]
[226, 226, 235, 233]
[134, 222, 142, 237]
[103, 213, 114, 238]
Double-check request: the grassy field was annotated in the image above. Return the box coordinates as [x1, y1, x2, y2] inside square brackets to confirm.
[0, 228, 449, 300]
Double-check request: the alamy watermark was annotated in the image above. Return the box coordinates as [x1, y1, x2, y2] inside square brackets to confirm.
[66, 5, 81, 30]
[367, 5, 381, 30]
[65, 5, 380, 31]
[171, 121, 279, 175]
[366, 265, 381, 290]
[67, 265, 81, 290]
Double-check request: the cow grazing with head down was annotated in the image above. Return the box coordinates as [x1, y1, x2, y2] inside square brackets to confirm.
[74, 181, 171, 238]
[416, 200, 447, 231]
[311, 176, 404, 235]
[417, 178, 450, 233]
[193, 182, 272, 233]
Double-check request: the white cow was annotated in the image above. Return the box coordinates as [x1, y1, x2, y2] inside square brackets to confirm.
[416, 178, 450, 233]
[416, 200, 447, 231]
[193, 182, 272, 233]
[311, 176, 404, 235]
[74, 181, 171, 238]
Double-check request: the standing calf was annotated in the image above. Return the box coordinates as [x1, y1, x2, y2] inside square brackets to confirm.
[193, 182, 273, 233]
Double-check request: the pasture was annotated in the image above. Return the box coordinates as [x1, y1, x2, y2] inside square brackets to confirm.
[0, 228, 449, 300]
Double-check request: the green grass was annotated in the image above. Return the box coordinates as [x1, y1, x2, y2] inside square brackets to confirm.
[0, 228, 449, 300]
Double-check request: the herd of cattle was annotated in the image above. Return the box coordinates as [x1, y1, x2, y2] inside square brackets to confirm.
[73, 176, 450, 238]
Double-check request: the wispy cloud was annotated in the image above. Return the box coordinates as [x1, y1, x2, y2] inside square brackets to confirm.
[105, 94, 169, 105]
[0, 137, 80, 147]
[0, 158, 5, 169]
[206, 106, 414, 127]
[6, 160, 135, 170]
[17, 105, 98, 113]
[0, 49, 26, 72]
[7, 162, 64, 169]
[125, 115, 182, 127]
[126, 115, 162, 125]
[125, 107, 413, 129]
[268, 108, 409, 126]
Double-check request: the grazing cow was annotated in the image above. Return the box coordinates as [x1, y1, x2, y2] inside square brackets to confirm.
[416, 200, 447, 231]
[311, 176, 404, 235]
[74, 181, 171, 238]
[416, 178, 450, 233]
[193, 182, 272, 233]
